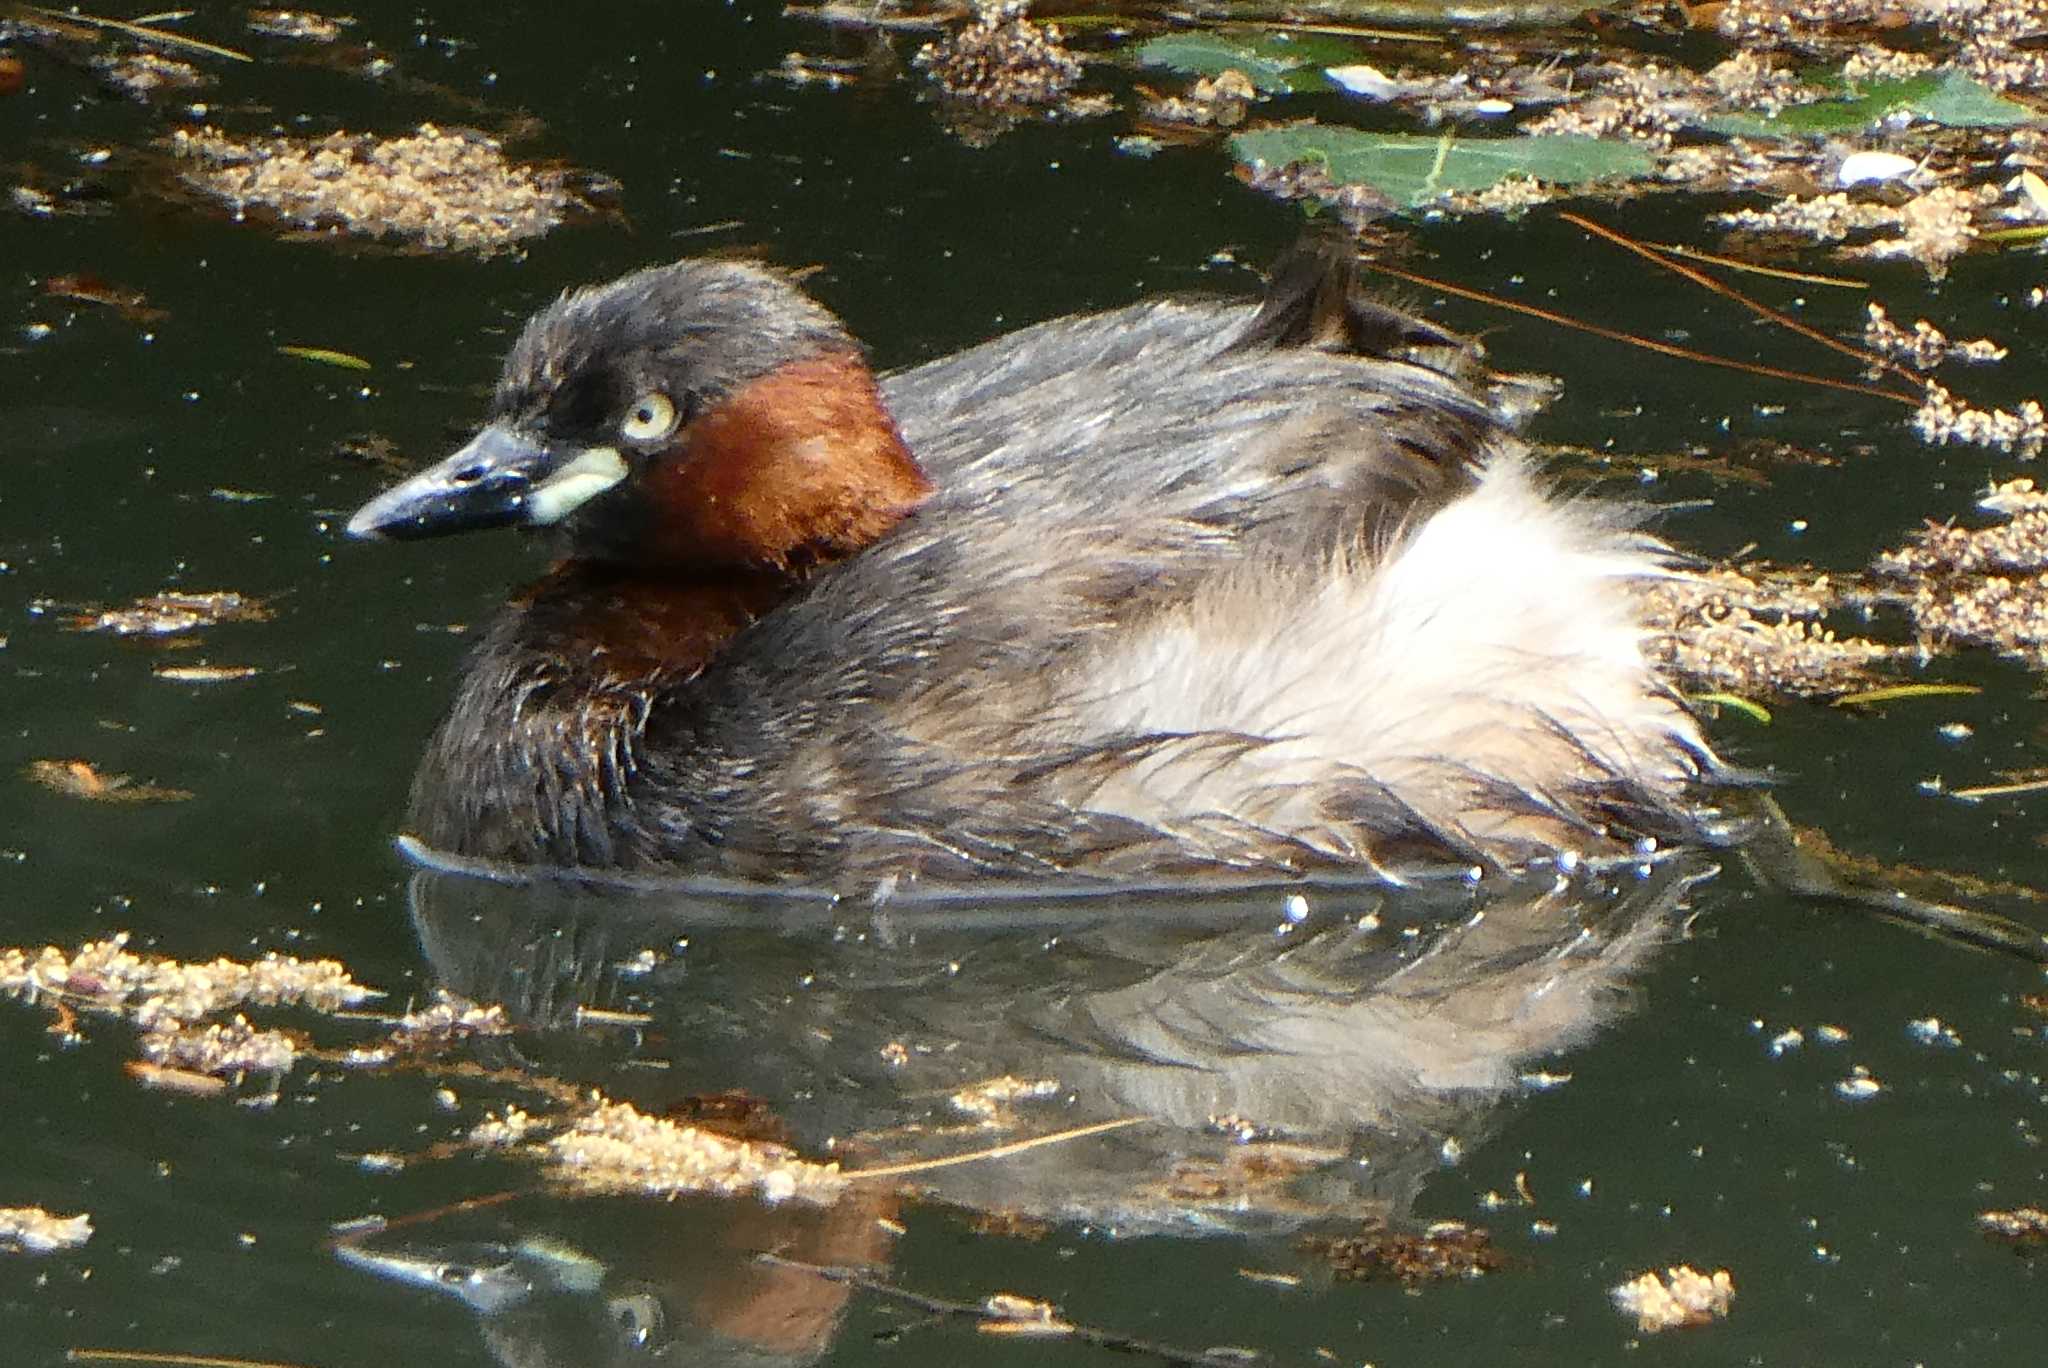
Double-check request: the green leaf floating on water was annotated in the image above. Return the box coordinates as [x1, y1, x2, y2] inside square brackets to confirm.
[1707, 71, 2040, 137]
[1231, 126, 1655, 209]
[1133, 32, 1364, 94]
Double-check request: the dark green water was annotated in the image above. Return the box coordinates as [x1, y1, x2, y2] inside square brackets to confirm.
[3, 4, 2045, 1366]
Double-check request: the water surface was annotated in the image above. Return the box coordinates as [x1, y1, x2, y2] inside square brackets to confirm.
[3, 4, 2045, 1366]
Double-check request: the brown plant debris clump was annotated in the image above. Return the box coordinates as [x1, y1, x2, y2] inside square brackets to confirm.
[1643, 566, 1911, 699]
[1713, 191, 1901, 243]
[397, 991, 512, 1040]
[0, 1207, 93, 1255]
[168, 123, 595, 253]
[1234, 158, 1388, 229]
[139, 1013, 299, 1078]
[915, 1, 1080, 106]
[1878, 481, 2048, 576]
[950, 1074, 1061, 1122]
[1847, 185, 1991, 277]
[978, 1292, 1074, 1337]
[1978, 1204, 2048, 1245]
[543, 1099, 846, 1205]
[246, 9, 354, 43]
[1298, 1218, 1504, 1286]
[1717, 0, 2048, 91]
[1514, 52, 1819, 152]
[1864, 303, 2008, 369]
[27, 759, 192, 804]
[342, 992, 512, 1067]
[1911, 381, 2048, 454]
[1153, 1141, 1334, 1213]
[1522, 61, 1717, 148]
[1939, 0, 2048, 90]
[60, 589, 272, 636]
[1717, 185, 1997, 279]
[0, 934, 377, 1031]
[1612, 1264, 1736, 1332]
[93, 51, 211, 101]
[468, 1106, 540, 1148]
[1140, 69, 1257, 129]
[1873, 479, 2048, 663]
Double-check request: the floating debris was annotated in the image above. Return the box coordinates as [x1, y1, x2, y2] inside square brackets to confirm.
[1157, 1142, 1331, 1209]
[125, 1060, 231, 1096]
[911, 0, 1107, 145]
[1643, 565, 1910, 699]
[542, 1099, 846, 1205]
[1714, 189, 1899, 242]
[950, 1074, 1061, 1121]
[1977, 1205, 2048, 1246]
[333, 433, 412, 477]
[26, 759, 192, 804]
[1521, 60, 1712, 149]
[1863, 303, 2007, 370]
[1905, 1016, 1962, 1047]
[1834, 1066, 1883, 1099]
[1909, 380, 2048, 454]
[153, 664, 260, 683]
[92, 49, 210, 101]
[1873, 479, 2048, 665]
[246, 9, 354, 42]
[467, 1106, 539, 1148]
[139, 1013, 299, 1077]
[339, 990, 510, 1067]
[278, 343, 371, 370]
[1717, 185, 1999, 280]
[977, 1292, 1074, 1338]
[0, 1207, 92, 1255]
[915, 1, 1080, 106]
[774, 50, 878, 91]
[1847, 186, 1991, 278]
[40, 273, 170, 324]
[1298, 1219, 1503, 1286]
[61, 590, 272, 637]
[1612, 1265, 1735, 1333]
[1878, 483, 2048, 576]
[0, 933, 377, 1031]
[1140, 69, 1257, 130]
[666, 1088, 795, 1146]
[168, 123, 603, 253]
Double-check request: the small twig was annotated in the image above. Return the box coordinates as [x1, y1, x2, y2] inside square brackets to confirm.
[24, 5, 252, 61]
[1561, 211, 1916, 386]
[1833, 683, 1981, 708]
[327, 1189, 525, 1247]
[846, 1116, 1149, 1180]
[1361, 261, 1920, 406]
[1951, 777, 2048, 801]
[1647, 242, 1868, 290]
[574, 1006, 653, 1026]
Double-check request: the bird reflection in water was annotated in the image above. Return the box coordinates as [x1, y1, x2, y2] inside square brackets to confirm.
[336, 855, 1712, 1366]
[337, 1187, 896, 1368]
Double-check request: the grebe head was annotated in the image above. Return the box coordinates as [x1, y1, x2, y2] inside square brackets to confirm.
[345, 259, 931, 571]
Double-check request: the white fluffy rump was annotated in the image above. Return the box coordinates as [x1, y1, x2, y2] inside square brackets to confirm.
[1061, 454, 1705, 860]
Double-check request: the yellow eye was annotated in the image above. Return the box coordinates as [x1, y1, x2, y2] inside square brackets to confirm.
[620, 391, 679, 442]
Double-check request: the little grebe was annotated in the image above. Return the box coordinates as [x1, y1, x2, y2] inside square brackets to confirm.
[348, 246, 1719, 884]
